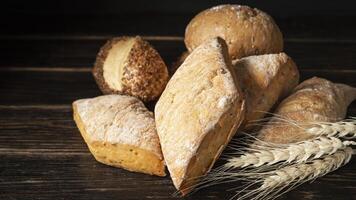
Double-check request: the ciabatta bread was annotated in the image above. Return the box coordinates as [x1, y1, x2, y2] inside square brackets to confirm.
[73, 95, 165, 176]
[155, 38, 245, 194]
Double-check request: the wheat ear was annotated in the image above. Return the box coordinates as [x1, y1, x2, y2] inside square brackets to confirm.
[236, 147, 353, 200]
[225, 136, 355, 169]
[306, 118, 356, 138]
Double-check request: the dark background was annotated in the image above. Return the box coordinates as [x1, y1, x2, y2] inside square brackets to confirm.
[1, 1, 356, 200]
[2, 0, 356, 36]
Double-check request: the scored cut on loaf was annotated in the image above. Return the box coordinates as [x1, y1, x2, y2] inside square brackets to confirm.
[185, 4, 283, 60]
[257, 77, 356, 144]
[232, 53, 300, 128]
[93, 36, 169, 102]
[73, 95, 165, 176]
[155, 37, 245, 194]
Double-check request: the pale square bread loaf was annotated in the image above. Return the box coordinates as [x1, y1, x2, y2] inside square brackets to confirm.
[233, 53, 300, 128]
[73, 95, 165, 176]
[155, 37, 245, 194]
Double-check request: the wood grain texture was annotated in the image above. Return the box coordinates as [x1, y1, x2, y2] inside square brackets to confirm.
[0, 106, 355, 200]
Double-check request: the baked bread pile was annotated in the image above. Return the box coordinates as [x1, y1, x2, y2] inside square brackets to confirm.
[72, 4, 354, 194]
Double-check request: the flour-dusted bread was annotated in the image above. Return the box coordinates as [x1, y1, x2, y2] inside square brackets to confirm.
[233, 53, 299, 128]
[185, 4, 283, 60]
[93, 36, 169, 102]
[73, 95, 165, 176]
[258, 77, 356, 144]
[155, 38, 245, 194]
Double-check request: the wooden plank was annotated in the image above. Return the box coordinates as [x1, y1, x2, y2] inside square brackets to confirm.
[0, 39, 185, 69]
[0, 71, 101, 105]
[0, 104, 354, 154]
[1, 39, 356, 70]
[0, 106, 356, 200]
[0, 153, 355, 200]
[0, 106, 86, 154]
[0, 70, 355, 105]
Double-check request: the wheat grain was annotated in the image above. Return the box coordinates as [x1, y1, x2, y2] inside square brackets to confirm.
[237, 147, 353, 200]
[306, 118, 356, 138]
[225, 136, 355, 169]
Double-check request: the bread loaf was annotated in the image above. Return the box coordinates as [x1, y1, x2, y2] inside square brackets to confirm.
[93, 36, 169, 102]
[258, 77, 356, 144]
[171, 52, 300, 129]
[185, 4, 283, 59]
[73, 95, 165, 176]
[233, 53, 299, 128]
[155, 38, 245, 194]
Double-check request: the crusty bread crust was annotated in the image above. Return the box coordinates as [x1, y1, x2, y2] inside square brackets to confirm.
[155, 38, 245, 193]
[258, 77, 356, 144]
[185, 4, 283, 59]
[73, 95, 165, 176]
[233, 53, 300, 128]
[173, 52, 300, 129]
[93, 36, 169, 102]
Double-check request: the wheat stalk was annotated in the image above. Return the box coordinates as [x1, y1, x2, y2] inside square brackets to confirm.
[186, 119, 356, 199]
[306, 118, 356, 138]
[225, 136, 355, 169]
[236, 147, 353, 200]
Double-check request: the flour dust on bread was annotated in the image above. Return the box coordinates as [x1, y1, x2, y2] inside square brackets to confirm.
[185, 4, 283, 59]
[258, 77, 356, 144]
[233, 53, 300, 129]
[93, 36, 169, 102]
[171, 52, 300, 129]
[155, 37, 245, 194]
[73, 95, 165, 176]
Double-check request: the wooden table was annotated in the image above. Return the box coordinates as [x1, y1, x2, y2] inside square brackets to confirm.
[1, 15, 356, 200]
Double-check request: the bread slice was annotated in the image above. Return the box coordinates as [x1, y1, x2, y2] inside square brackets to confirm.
[232, 53, 299, 128]
[93, 36, 169, 102]
[73, 95, 165, 176]
[155, 38, 245, 194]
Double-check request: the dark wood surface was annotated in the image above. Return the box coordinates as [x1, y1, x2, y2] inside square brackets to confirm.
[1, 12, 356, 200]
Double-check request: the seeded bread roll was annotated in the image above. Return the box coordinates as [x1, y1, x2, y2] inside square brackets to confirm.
[93, 36, 169, 102]
[73, 95, 165, 176]
[155, 38, 245, 194]
[185, 4, 283, 60]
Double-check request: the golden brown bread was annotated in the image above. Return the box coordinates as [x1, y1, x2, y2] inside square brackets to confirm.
[185, 4, 283, 60]
[93, 36, 169, 102]
[171, 52, 300, 128]
[257, 77, 356, 144]
[73, 95, 165, 176]
[155, 38, 245, 194]
[233, 53, 300, 128]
